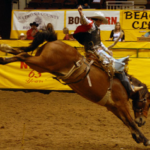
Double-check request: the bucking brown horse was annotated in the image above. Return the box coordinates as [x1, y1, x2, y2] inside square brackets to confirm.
[0, 39, 150, 146]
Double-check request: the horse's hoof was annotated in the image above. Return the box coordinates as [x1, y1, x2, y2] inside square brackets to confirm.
[144, 140, 150, 146]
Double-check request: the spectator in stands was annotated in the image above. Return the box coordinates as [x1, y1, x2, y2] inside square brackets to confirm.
[63, 28, 76, 40]
[26, 22, 39, 40]
[144, 22, 150, 37]
[63, 27, 70, 40]
[41, 23, 54, 33]
[144, 32, 150, 37]
[18, 33, 26, 40]
[109, 22, 125, 42]
[77, 0, 90, 9]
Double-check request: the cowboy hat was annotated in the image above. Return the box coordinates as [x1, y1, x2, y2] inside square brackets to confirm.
[88, 12, 108, 24]
[20, 33, 25, 36]
[30, 22, 39, 27]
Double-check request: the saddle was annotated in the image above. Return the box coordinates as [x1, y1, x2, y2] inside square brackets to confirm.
[86, 51, 114, 78]
[86, 50, 129, 78]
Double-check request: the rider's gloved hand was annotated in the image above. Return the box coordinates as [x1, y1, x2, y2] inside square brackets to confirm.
[78, 5, 83, 15]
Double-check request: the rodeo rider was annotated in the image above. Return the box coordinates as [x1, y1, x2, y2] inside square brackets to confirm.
[73, 5, 143, 96]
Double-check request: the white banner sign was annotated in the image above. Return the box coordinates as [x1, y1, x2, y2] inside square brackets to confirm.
[13, 11, 64, 31]
[66, 11, 120, 31]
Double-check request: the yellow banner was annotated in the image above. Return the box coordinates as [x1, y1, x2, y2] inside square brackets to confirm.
[121, 10, 150, 41]
[0, 62, 71, 90]
[0, 59, 149, 90]
[122, 10, 150, 30]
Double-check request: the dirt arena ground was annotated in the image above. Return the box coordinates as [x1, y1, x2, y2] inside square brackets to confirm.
[0, 90, 150, 150]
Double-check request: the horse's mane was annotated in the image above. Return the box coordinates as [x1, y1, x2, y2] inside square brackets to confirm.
[35, 30, 57, 42]
[128, 74, 148, 99]
[20, 28, 57, 53]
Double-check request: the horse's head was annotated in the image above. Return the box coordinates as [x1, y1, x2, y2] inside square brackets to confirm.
[132, 91, 150, 127]
[130, 75, 150, 127]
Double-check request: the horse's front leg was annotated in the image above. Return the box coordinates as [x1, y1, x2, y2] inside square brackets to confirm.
[105, 100, 150, 146]
[0, 53, 31, 65]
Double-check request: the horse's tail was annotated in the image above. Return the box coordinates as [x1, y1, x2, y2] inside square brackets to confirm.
[20, 29, 57, 52]
[0, 29, 57, 55]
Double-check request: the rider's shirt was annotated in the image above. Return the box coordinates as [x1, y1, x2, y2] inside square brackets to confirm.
[73, 15, 108, 52]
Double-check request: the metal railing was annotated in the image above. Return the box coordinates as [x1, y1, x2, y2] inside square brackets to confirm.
[77, 47, 150, 58]
[106, 1, 134, 9]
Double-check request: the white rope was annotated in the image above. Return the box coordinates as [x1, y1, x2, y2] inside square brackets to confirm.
[86, 59, 94, 87]
[58, 59, 82, 80]
[107, 31, 124, 49]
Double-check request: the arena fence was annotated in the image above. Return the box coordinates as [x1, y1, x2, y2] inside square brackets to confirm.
[0, 40, 150, 90]
[1, 40, 150, 58]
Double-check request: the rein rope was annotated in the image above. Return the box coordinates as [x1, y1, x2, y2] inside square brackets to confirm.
[53, 58, 94, 86]
[57, 59, 82, 81]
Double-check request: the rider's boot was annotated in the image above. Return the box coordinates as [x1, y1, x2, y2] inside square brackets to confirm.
[130, 83, 143, 92]
[115, 72, 143, 96]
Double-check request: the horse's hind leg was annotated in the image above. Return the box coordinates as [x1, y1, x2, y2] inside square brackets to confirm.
[0, 44, 23, 55]
[105, 100, 150, 146]
[0, 56, 20, 65]
[0, 53, 49, 73]
[0, 52, 31, 65]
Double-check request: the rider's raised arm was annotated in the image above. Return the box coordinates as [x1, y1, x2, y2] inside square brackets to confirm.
[78, 5, 93, 26]
[80, 14, 92, 25]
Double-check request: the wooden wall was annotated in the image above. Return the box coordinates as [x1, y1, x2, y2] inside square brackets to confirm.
[0, 0, 12, 39]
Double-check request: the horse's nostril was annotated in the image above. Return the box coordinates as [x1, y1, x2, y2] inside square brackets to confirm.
[138, 124, 142, 127]
[140, 117, 143, 122]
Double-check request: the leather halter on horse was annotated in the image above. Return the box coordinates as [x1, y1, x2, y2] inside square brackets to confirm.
[129, 75, 149, 118]
[133, 97, 147, 115]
